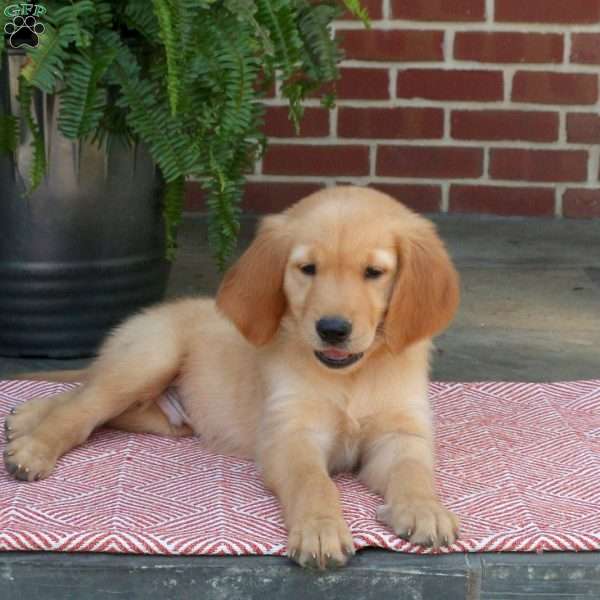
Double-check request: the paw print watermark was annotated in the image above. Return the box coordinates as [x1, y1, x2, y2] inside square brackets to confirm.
[4, 4, 47, 49]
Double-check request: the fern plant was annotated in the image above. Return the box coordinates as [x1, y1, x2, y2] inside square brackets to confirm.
[0, 0, 367, 268]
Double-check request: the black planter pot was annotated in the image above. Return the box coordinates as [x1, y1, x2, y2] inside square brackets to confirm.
[0, 51, 170, 358]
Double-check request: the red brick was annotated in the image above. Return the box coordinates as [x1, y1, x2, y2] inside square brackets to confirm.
[490, 149, 588, 182]
[369, 184, 442, 212]
[264, 106, 329, 138]
[397, 69, 503, 102]
[571, 34, 600, 65]
[563, 189, 600, 218]
[262, 144, 370, 176]
[184, 181, 324, 213]
[454, 32, 563, 63]
[567, 113, 600, 144]
[311, 68, 389, 100]
[451, 110, 558, 142]
[339, 0, 382, 20]
[243, 182, 324, 213]
[495, 0, 600, 24]
[337, 67, 389, 100]
[342, 30, 443, 62]
[512, 71, 598, 105]
[376, 146, 483, 178]
[392, 0, 485, 21]
[450, 185, 555, 216]
[338, 107, 443, 139]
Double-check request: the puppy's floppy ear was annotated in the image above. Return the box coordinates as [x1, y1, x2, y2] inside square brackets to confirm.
[384, 218, 460, 353]
[216, 214, 291, 346]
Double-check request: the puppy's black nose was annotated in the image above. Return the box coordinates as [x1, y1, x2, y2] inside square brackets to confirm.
[316, 317, 352, 344]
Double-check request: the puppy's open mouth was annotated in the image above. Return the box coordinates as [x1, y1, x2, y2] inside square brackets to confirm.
[314, 348, 364, 369]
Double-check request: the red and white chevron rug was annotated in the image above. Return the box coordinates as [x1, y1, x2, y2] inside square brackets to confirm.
[1, 379, 600, 556]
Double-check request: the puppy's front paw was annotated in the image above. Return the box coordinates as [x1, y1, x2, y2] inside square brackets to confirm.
[377, 497, 459, 548]
[3, 434, 58, 482]
[287, 514, 355, 569]
[4, 395, 56, 442]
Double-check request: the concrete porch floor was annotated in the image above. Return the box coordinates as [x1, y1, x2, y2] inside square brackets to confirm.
[1, 212, 600, 598]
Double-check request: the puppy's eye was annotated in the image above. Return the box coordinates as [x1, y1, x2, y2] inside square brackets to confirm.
[365, 266, 384, 279]
[300, 263, 316, 276]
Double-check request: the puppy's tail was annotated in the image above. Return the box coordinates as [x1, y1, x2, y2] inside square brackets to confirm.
[10, 369, 88, 383]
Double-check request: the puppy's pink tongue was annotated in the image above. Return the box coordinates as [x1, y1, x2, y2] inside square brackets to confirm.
[323, 348, 350, 359]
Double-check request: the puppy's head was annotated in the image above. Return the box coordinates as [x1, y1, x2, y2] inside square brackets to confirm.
[217, 186, 459, 372]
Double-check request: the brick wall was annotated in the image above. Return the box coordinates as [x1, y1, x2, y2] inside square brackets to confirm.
[187, 0, 600, 218]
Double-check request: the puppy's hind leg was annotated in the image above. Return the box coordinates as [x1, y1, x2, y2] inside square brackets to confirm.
[108, 402, 193, 438]
[4, 300, 196, 481]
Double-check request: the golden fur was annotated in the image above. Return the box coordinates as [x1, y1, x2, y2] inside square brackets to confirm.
[4, 186, 460, 569]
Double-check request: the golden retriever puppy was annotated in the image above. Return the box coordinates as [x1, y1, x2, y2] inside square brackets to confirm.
[3, 186, 460, 569]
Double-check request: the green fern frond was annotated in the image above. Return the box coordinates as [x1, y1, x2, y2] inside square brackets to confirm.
[20, 24, 67, 93]
[0, 114, 19, 154]
[53, 0, 96, 48]
[114, 44, 201, 182]
[216, 20, 260, 136]
[204, 169, 243, 271]
[122, 0, 160, 40]
[297, 2, 343, 82]
[341, 0, 371, 26]
[255, 0, 303, 78]
[58, 42, 117, 139]
[22, 1, 112, 93]
[187, 15, 264, 268]
[152, 0, 181, 116]
[90, 92, 134, 149]
[174, 0, 214, 54]
[0, 5, 13, 60]
[17, 77, 46, 192]
[163, 176, 185, 261]
[93, 1, 113, 26]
